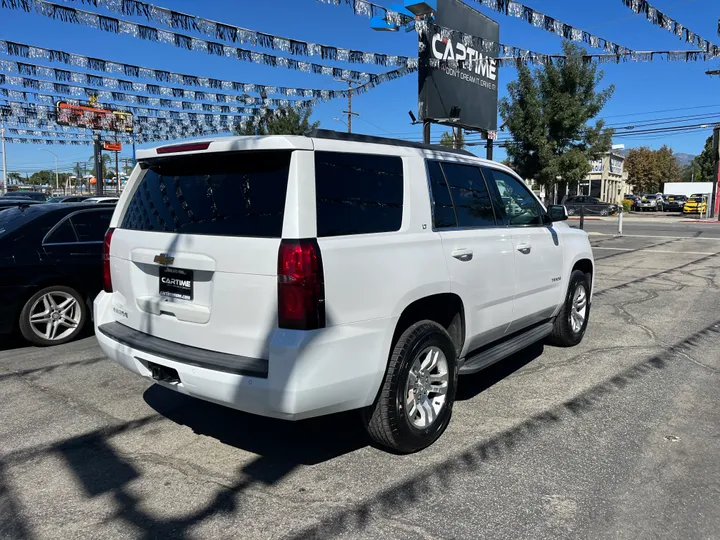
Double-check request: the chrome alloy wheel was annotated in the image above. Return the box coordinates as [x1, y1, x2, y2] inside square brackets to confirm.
[570, 285, 588, 334]
[28, 291, 82, 341]
[404, 346, 449, 429]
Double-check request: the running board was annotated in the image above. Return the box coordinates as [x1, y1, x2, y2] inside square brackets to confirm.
[458, 322, 553, 375]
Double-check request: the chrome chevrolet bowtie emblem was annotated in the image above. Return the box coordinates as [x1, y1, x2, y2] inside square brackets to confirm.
[153, 253, 174, 266]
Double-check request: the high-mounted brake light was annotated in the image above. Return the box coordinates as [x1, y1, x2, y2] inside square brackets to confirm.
[156, 142, 211, 154]
[103, 228, 115, 293]
[277, 239, 325, 330]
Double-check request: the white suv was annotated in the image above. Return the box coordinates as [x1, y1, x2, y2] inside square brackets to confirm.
[94, 130, 594, 453]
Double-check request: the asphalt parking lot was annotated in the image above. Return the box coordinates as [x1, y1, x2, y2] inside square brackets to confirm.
[1, 220, 719, 540]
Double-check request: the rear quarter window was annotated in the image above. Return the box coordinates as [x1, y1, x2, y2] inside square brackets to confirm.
[120, 150, 291, 237]
[314, 151, 403, 237]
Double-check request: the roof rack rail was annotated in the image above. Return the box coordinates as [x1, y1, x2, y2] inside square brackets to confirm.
[306, 129, 476, 158]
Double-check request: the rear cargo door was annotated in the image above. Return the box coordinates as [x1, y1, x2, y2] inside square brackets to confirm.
[108, 150, 295, 361]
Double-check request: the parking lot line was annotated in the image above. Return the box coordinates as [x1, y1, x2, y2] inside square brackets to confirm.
[593, 247, 717, 255]
[589, 233, 720, 241]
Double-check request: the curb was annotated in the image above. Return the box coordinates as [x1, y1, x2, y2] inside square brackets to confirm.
[679, 220, 720, 224]
[568, 217, 603, 221]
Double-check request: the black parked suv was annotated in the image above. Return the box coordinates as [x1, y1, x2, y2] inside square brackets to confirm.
[3, 191, 48, 202]
[0, 203, 113, 345]
[664, 195, 688, 212]
[0, 199, 42, 212]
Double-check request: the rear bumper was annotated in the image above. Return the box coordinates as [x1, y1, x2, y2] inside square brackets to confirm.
[94, 292, 394, 420]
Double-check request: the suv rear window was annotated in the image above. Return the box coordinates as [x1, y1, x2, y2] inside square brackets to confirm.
[120, 151, 291, 237]
[315, 151, 403, 237]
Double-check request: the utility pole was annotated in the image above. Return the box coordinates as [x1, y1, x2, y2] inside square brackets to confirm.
[336, 79, 359, 133]
[712, 125, 720, 219]
[0, 113, 7, 196]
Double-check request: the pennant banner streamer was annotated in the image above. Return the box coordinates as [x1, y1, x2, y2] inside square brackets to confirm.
[56, 0, 412, 68]
[0, 42, 417, 102]
[2, 114, 235, 142]
[317, 0, 635, 55]
[1, 101, 339, 141]
[1, 92, 265, 124]
[2, 100, 245, 130]
[4, 123, 232, 144]
[0, 0, 399, 81]
[1, 110, 238, 143]
[0, 62, 309, 110]
[490, 49, 709, 68]
[620, 0, 720, 57]
[0, 58, 415, 109]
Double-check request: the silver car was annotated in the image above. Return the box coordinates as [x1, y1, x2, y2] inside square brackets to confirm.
[636, 194, 664, 212]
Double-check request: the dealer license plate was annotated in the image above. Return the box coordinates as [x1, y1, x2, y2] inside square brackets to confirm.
[159, 267, 194, 301]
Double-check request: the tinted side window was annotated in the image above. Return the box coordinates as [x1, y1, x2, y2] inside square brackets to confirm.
[71, 210, 112, 242]
[440, 163, 495, 228]
[426, 160, 457, 229]
[45, 218, 77, 244]
[121, 151, 291, 237]
[483, 168, 543, 226]
[315, 152, 403, 237]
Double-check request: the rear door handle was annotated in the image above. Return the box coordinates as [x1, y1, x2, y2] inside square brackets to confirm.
[516, 243, 532, 254]
[452, 248, 473, 261]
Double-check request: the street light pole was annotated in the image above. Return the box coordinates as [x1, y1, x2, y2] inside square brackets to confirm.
[39, 148, 59, 193]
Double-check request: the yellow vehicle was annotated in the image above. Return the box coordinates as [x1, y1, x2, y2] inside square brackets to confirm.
[683, 196, 708, 214]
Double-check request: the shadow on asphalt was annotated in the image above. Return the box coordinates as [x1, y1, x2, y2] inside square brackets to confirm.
[143, 385, 368, 467]
[456, 342, 544, 401]
[3, 321, 718, 539]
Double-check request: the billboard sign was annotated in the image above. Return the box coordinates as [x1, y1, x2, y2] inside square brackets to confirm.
[103, 142, 123, 152]
[56, 101, 134, 133]
[418, 0, 499, 132]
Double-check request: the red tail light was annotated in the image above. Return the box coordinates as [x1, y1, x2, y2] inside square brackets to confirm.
[277, 239, 325, 330]
[103, 228, 115, 293]
[156, 142, 211, 154]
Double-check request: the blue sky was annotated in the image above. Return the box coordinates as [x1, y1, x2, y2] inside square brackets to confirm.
[1, 0, 719, 176]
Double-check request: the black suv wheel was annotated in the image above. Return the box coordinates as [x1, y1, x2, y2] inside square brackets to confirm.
[363, 320, 457, 453]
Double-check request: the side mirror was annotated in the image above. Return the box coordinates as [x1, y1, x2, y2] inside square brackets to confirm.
[547, 205, 568, 222]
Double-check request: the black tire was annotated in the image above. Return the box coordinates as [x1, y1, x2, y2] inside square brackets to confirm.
[18, 285, 87, 347]
[363, 320, 457, 453]
[547, 270, 591, 347]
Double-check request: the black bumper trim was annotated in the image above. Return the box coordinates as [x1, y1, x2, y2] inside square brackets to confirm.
[98, 322, 268, 378]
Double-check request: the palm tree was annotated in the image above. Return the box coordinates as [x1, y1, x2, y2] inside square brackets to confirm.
[88, 153, 112, 180]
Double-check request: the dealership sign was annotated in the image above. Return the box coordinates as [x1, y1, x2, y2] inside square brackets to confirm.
[418, 0, 499, 132]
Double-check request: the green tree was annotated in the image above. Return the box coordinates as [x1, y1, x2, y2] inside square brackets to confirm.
[499, 41, 614, 195]
[439, 129, 467, 149]
[688, 135, 715, 182]
[7, 172, 22, 183]
[235, 106, 319, 136]
[29, 170, 53, 186]
[625, 145, 681, 193]
[88, 153, 112, 180]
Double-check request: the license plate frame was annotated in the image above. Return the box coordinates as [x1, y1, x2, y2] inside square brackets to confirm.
[158, 267, 194, 301]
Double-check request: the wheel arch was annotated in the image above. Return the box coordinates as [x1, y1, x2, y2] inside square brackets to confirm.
[391, 292, 465, 357]
[571, 258, 594, 297]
